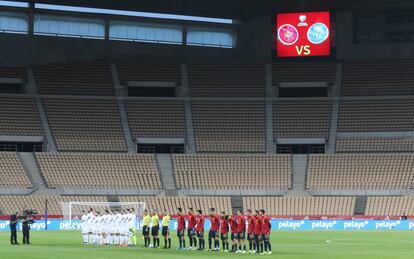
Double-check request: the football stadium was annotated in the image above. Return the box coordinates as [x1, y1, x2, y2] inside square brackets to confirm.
[0, 0, 414, 258]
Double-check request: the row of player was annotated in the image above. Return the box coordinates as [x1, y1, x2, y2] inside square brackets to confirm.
[80, 208, 138, 246]
[142, 207, 272, 255]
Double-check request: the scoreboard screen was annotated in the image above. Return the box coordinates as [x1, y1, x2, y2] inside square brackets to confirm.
[276, 11, 330, 57]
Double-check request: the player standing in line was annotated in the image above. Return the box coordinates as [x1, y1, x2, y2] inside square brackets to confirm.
[219, 212, 230, 252]
[246, 209, 256, 253]
[235, 209, 247, 253]
[195, 209, 205, 250]
[228, 214, 238, 252]
[102, 210, 110, 245]
[187, 208, 197, 250]
[208, 208, 220, 251]
[253, 210, 263, 254]
[161, 211, 171, 249]
[81, 210, 88, 244]
[260, 209, 272, 255]
[87, 208, 94, 244]
[151, 210, 160, 248]
[142, 210, 151, 248]
[128, 208, 137, 246]
[177, 208, 186, 250]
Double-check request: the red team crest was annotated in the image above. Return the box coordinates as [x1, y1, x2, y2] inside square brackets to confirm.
[276, 11, 330, 57]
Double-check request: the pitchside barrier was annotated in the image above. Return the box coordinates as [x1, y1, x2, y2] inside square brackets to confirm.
[2, 219, 414, 231]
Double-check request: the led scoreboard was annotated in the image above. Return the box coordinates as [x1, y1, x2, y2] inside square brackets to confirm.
[276, 11, 330, 57]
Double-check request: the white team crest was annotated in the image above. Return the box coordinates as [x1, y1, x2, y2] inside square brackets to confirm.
[298, 15, 308, 26]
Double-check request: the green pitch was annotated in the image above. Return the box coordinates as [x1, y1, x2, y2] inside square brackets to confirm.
[0, 231, 414, 259]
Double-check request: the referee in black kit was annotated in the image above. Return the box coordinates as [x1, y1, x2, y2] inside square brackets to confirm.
[10, 211, 19, 245]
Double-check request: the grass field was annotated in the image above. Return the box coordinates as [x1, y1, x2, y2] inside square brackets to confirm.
[1, 230, 414, 259]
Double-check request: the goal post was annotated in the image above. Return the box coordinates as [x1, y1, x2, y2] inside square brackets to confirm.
[60, 201, 146, 230]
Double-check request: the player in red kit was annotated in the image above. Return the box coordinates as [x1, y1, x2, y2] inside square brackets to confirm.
[187, 208, 197, 250]
[253, 210, 263, 254]
[219, 212, 229, 252]
[208, 208, 220, 251]
[235, 209, 247, 253]
[260, 209, 272, 255]
[228, 214, 238, 252]
[195, 209, 205, 250]
[176, 208, 186, 250]
[246, 209, 256, 253]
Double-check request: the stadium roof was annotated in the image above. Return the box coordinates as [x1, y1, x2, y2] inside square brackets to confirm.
[9, 0, 414, 20]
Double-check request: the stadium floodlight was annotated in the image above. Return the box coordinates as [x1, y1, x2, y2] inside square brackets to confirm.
[0, 0, 28, 8]
[60, 201, 145, 230]
[35, 3, 235, 24]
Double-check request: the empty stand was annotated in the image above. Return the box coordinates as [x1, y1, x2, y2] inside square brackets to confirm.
[42, 96, 126, 151]
[342, 60, 414, 96]
[116, 60, 181, 85]
[0, 152, 32, 188]
[188, 62, 265, 97]
[365, 196, 414, 216]
[33, 62, 114, 96]
[243, 196, 355, 216]
[336, 138, 414, 152]
[192, 100, 266, 152]
[173, 154, 291, 190]
[0, 67, 26, 79]
[118, 196, 232, 215]
[338, 98, 414, 132]
[36, 153, 161, 189]
[307, 154, 414, 190]
[125, 98, 186, 139]
[274, 99, 332, 138]
[272, 62, 336, 83]
[0, 95, 43, 136]
[0, 195, 108, 216]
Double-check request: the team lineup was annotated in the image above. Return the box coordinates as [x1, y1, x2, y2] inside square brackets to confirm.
[80, 207, 272, 255]
[143, 207, 272, 255]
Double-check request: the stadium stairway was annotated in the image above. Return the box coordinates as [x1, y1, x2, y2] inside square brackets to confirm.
[28, 67, 58, 152]
[110, 63, 127, 96]
[326, 63, 342, 153]
[184, 100, 196, 153]
[265, 63, 275, 153]
[155, 154, 177, 194]
[179, 63, 190, 97]
[231, 196, 243, 213]
[286, 154, 311, 197]
[18, 152, 46, 189]
[354, 196, 368, 215]
[117, 98, 136, 153]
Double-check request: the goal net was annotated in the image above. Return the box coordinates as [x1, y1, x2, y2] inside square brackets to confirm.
[60, 201, 145, 230]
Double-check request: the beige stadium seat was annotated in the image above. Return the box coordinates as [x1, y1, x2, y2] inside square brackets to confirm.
[307, 154, 414, 190]
[365, 196, 414, 216]
[118, 196, 232, 215]
[192, 101, 266, 152]
[342, 60, 414, 96]
[338, 98, 414, 132]
[36, 153, 161, 189]
[274, 99, 332, 138]
[172, 154, 291, 190]
[243, 196, 355, 216]
[116, 60, 180, 85]
[0, 195, 108, 216]
[33, 62, 114, 96]
[42, 96, 126, 151]
[0, 153, 32, 188]
[336, 138, 414, 153]
[125, 99, 186, 139]
[272, 62, 336, 83]
[0, 95, 43, 136]
[188, 62, 265, 97]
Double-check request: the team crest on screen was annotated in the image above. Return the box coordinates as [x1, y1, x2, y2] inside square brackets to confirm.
[307, 22, 329, 44]
[278, 24, 299, 45]
[297, 15, 308, 26]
